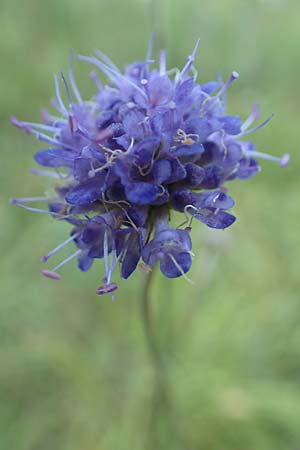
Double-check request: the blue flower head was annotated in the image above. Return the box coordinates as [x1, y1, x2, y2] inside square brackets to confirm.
[11, 40, 289, 298]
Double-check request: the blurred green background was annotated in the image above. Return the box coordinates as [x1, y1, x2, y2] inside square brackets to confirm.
[1, 0, 300, 448]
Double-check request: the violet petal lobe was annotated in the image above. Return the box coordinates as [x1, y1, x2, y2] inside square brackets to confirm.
[125, 182, 161, 205]
[65, 175, 106, 205]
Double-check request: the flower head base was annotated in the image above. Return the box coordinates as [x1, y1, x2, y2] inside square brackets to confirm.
[11, 40, 289, 297]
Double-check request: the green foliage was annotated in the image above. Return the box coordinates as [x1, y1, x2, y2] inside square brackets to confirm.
[1, 0, 300, 448]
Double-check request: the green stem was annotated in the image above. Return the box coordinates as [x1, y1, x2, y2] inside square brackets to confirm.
[141, 269, 185, 449]
[141, 267, 166, 384]
[141, 268, 172, 446]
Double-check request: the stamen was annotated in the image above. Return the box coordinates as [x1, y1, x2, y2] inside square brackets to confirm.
[237, 113, 274, 138]
[98, 231, 120, 301]
[76, 126, 92, 141]
[103, 229, 109, 277]
[96, 282, 118, 296]
[110, 248, 124, 275]
[10, 200, 70, 217]
[167, 253, 194, 284]
[69, 51, 83, 104]
[60, 71, 73, 105]
[88, 164, 98, 178]
[185, 204, 200, 215]
[211, 192, 222, 206]
[78, 54, 148, 100]
[68, 115, 78, 134]
[10, 116, 31, 133]
[41, 270, 62, 280]
[179, 38, 201, 81]
[174, 129, 199, 145]
[41, 109, 68, 126]
[94, 126, 116, 143]
[29, 129, 74, 149]
[177, 208, 191, 229]
[136, 160, 153, 176]
[51, 249, 81, 272]
[167, 67, 180, 78]
[241, 104, 260, 132]
[51, 98, 64, 115]
[10, 196, 58, 203]
[182, 204, 198, 228]
[10, 117, 58, 134]
[31, 168, 69, 179]
[215, 71, 239, 98]
[191, 65, 198, 81]
[245, 150, 290, 167]
[98, 144, 116, 155]
[157, 185, 167, 197]
[97, 139, 133, 161]
[95, 49, 120, 72]
[279, 154, 291, 167]
[31, 168, 65, 179]
[41, 248, 81, 280]
[41, 232, 81, 262]
[79, 54, 125, 85]
[127, 137, 135, 153]
[101, 195, 137, 231]
[41, 108, 50, 123]
[90, 70, 103, 90]
[101, 192, 130, 207]
[88, 162, 111, 178]
[122, 212, 138, 232]
[107, 248, 115, 285]
[11, 119, 73, 149]
[54, 74, 68, 116]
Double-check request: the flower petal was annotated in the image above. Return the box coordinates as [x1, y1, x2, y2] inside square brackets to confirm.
[65, 175, 106, 205]
[34, 148, 74, 168]
[160, 252, 192, 278]
[125, 182, 160, 205]
[121, 231, 141, 279]
[194, 208, 236, 229]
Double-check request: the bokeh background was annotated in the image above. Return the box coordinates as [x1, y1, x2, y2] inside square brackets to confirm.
[1, 0, 300, 448]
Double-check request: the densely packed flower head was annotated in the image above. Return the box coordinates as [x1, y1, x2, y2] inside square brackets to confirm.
[11, 39, 289, 297]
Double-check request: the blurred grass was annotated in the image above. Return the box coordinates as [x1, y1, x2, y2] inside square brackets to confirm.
[1, 0, 300, 449]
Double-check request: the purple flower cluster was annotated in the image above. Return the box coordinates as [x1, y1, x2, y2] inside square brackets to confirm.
[11, 40, 289, 297]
